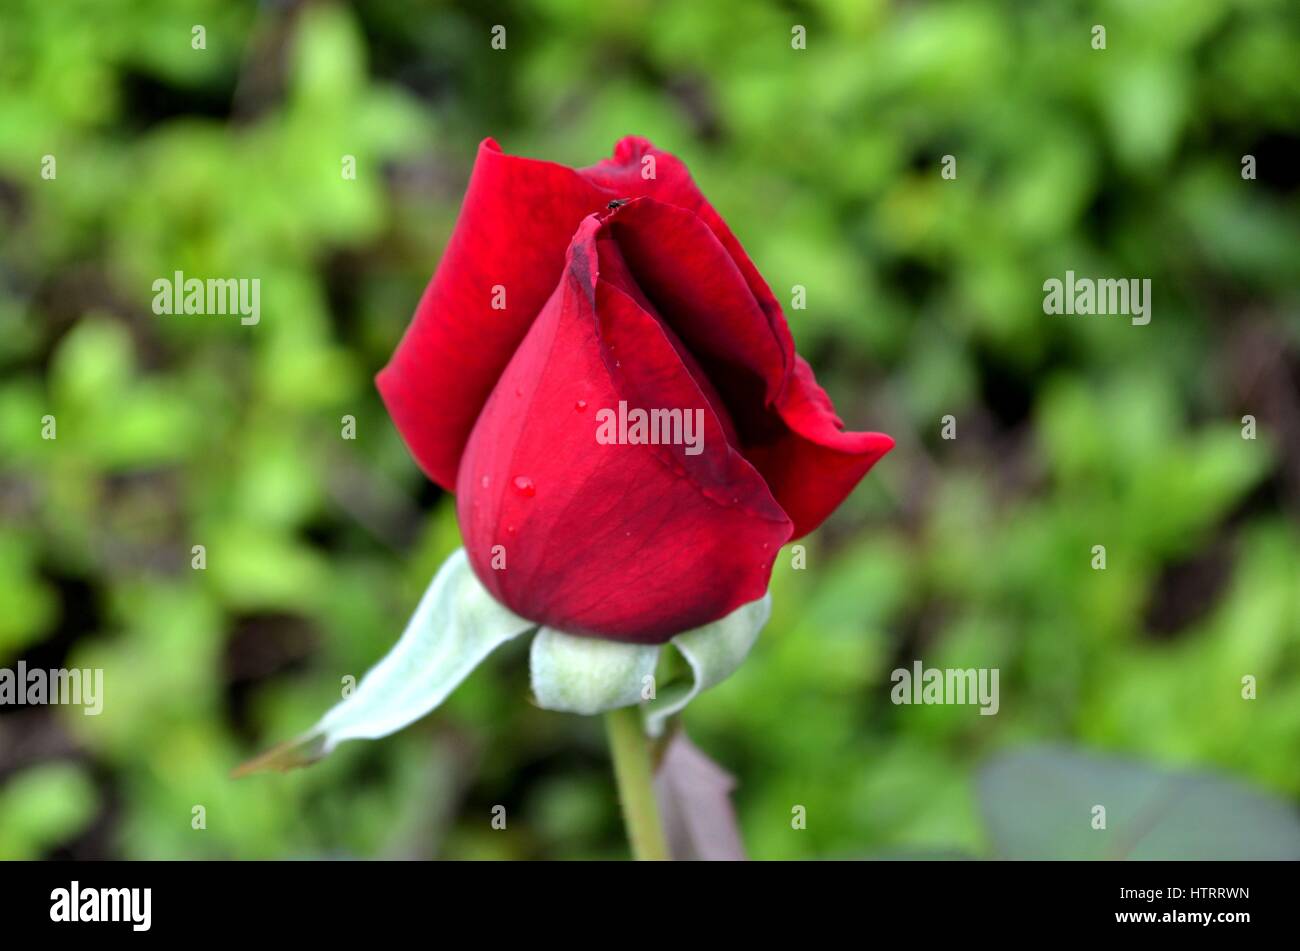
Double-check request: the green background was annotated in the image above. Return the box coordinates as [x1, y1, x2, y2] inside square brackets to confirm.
[1, 0, 1298, 859]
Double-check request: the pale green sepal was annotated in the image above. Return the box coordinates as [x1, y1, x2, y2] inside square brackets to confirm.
[530, 628, 660, 715]
[235, 548, 533, 774]
[643, 593, 771, 737]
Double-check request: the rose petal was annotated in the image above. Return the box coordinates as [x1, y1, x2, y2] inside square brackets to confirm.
[607, 198, 894, 537]
[376, 139, 611, 490]
[593, 228, 741, 447]
[456, 214, 792, 643]
[745, 357, 895, 538]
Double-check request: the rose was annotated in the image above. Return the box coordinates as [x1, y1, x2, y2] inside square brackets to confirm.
[377, 137, 892, 644]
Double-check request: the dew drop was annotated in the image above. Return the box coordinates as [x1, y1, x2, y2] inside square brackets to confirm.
[512, 475, 536, 498]
[575, 399, 587, 411]
[480, 475, 490, 489]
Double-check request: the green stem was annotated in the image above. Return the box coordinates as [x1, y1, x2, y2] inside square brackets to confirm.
[604, 705, 669, 861]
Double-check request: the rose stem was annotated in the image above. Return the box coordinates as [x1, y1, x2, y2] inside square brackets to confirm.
[604, 706, 669, 861]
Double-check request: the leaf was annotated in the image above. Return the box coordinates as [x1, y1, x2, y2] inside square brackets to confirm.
[234, 548, 534, 775]
[529, 629, 658, 716]
[643, 593, 770, 736]
[977, 746, 1300, 860]
[653, 730, 746, 861]
[529, 593, 772, 721]
[0, 763, 98, 860]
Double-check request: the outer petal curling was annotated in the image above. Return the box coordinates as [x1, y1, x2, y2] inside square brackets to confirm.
[605, 197, 895, 537]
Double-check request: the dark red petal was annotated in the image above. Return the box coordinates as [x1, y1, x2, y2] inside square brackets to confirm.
[456, 215, 791, 644]
[607, 199, 789, 414]
[593, 228, 741, 448]
[744, 357, 895, 537]
[606, 198, 893, 537]
[584, 137, 795, 362]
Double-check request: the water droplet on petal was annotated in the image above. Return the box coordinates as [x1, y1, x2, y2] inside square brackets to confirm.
[512, 476, 536, 498]
[480, 475, 490, 489]
[575, 399, 587, 411]
[507, 524, 517, 536]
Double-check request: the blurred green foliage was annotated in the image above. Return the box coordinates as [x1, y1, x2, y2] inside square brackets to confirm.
[1, 0, 1298, 859]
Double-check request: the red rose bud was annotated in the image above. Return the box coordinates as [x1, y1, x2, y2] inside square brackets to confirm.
[377, 138, 893, 644]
